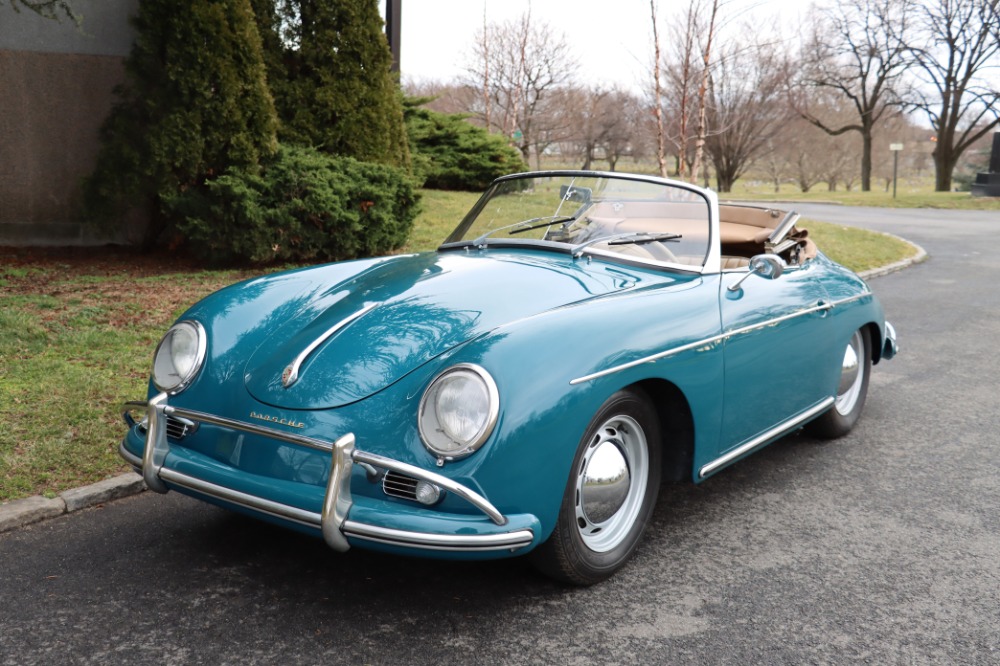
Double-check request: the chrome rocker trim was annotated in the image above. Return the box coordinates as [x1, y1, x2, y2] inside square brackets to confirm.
[698, 397, 835, 479]
[124, 394, 530, 554]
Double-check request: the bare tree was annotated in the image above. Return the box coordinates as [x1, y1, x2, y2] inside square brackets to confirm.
[603, 90, 646, 171]
[770, 116, 857, 192]
[465, 11, 577, 163]
[560, 86, 643, 171]
[760, 142, 790, 193]
[649, 0, 668, 177]
[688, 0, 720, 185]
[479, 5, 492, 132]
[796, 0, 912, 192]
[906, 0, 1000, 191]
[705, 31, 792, 192]
[567, 86, 612, 170]
[660, 0, 704, 178]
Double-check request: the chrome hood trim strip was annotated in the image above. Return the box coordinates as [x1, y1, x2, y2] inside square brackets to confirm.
[281, 302, 377, 388]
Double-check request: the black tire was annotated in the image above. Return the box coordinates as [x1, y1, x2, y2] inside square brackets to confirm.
[531, 389, 662, 585]
[807, 327, 871, 439]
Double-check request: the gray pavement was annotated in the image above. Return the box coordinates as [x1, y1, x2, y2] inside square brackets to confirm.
[2, 205, 999, 665]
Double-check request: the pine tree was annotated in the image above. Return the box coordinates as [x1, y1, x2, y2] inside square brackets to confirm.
[84, 0, 278, 245]
[255, 0, 409, 168]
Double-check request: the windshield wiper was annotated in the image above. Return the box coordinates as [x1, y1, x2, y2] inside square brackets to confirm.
[608, 232, 681, 245]
[571, 232, 681, 258]
[472, 216, 577, 248]
[508, 216, 576, 235]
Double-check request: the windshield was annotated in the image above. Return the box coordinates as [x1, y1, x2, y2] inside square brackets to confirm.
[443, 173, 712, 269]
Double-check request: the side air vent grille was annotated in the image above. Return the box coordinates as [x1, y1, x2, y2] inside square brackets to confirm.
[138, 416, 199, 441]
[166, 416, 199, 440]
[382, 470, 419, 501]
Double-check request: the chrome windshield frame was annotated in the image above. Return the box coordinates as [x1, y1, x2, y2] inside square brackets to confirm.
[440, 170, 721, 275]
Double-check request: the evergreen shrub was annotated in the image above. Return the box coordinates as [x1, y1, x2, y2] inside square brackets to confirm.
[166, 145, 420, 264]
[256, 0, 409, 167]
[83, 0, 278, 246]
[406, 103, 527, 191]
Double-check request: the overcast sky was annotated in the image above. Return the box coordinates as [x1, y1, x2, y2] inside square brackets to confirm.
[387, 0, 812, 91]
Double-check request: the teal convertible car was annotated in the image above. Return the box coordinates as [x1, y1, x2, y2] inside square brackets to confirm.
[120, 171, 897, 585]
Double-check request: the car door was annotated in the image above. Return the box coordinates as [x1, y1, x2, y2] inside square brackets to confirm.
[716, 261, 833, 456]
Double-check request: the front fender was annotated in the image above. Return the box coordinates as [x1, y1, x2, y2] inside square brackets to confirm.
[432, 274, 726, 539]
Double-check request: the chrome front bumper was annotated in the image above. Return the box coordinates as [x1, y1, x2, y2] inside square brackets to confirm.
[122, 393, 534, 553]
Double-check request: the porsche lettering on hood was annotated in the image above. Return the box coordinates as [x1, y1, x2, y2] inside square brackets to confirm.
[243, 252, 635, 409]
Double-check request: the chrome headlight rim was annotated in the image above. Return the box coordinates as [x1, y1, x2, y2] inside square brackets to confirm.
[151, 320, 207, 395]
[418, 363, 500, 463]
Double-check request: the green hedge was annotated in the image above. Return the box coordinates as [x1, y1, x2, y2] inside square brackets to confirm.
[405, 102, 526, 191]
[166, 145, 420, 264]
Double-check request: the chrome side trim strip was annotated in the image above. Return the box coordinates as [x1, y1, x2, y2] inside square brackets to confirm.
[342, 522, 534, 552]
[698, 397, 835, 478]
[570, 334, 727, 385]
[282, 302, 377, 388]
[570, 292, 869, 385]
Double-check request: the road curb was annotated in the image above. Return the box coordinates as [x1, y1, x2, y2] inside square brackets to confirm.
[0, 473, 146, 534]
[0, 234, 929, 537]
[857, 232, 928, 280]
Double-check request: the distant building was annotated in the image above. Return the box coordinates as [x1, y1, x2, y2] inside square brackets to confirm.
[0, 0, 139, 246]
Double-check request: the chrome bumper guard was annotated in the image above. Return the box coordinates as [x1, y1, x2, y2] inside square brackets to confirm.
[882, 321, 898, 360]
[123, 393, 533, 553]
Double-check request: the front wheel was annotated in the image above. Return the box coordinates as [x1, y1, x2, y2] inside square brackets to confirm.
[531, 389, 661, 585]
[807, 327, 871, 439]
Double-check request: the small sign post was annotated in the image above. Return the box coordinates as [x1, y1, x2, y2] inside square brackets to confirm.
[889, 143, 904, 199]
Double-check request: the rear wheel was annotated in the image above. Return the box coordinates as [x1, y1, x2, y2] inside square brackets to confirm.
[532, 389, 661, 585]
[807, 327, 871, 439]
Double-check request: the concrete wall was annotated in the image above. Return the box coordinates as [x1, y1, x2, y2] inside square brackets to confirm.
[0, 0, 139, 246]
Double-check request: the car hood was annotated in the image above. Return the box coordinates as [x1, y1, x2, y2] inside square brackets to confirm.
[243, 251, 641, 409]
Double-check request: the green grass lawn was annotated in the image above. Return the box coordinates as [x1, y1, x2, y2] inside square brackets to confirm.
[724, 188, 1000, 210]
[0, 190, 921, 502]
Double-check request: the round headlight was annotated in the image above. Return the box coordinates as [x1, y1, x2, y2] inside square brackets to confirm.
[418, 364, 499, 462]
[151, 321, 207, 394]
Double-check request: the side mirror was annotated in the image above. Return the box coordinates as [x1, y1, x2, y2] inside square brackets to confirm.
[559, 185, 592, 204]
[727, 254, 787, 292]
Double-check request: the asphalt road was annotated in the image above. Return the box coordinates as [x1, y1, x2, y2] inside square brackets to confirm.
[3, 205, 999, 665]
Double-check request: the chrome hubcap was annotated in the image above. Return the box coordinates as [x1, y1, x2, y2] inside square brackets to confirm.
[581, 441, 630, 524]
[574, 415, 648, 553]
[835, 331, 864, 415]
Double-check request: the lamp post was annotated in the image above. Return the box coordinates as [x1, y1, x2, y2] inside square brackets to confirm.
[889, 143, 903, 199]
[386, 0, 401, 73]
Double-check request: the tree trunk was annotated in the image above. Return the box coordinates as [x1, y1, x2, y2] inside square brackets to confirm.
[932, 145, 955, 192]
[716, 168, 734, 193]
[860, 131, 872, 192]
[650, 0, 668, 178]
